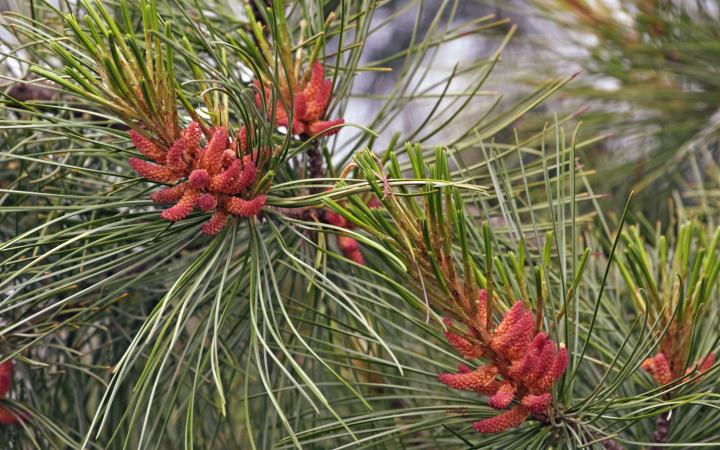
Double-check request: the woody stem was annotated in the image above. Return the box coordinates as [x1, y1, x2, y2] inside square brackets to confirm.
[307, 143, 324, 180]
[653, 409, 671, 443]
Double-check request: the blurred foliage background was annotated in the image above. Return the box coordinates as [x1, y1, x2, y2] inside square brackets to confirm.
[1, 0, 720, 449]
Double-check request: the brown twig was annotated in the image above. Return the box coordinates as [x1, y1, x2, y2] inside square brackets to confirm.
[307, 144, 324, 180]
[653, 410, 671, 444]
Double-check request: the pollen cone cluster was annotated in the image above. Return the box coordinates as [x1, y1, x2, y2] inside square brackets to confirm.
[255, 62, 344, 137]
[641, 351, 715, 385]
[438, 291, 569, 433]
[129, 122, 268, 235]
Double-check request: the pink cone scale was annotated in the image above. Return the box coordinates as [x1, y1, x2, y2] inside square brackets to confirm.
[438, 292, 569, 433]
[129, 123, 268, 235]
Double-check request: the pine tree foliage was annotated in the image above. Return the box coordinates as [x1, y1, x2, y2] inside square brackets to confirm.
[0, 0, 718, 449]
[529, 0, 720, 215]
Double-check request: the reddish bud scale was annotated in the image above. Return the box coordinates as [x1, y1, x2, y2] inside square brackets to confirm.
[439, 298, 569, 433]
[255, 62, 344, 137]
[129, 123, 268, 235]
